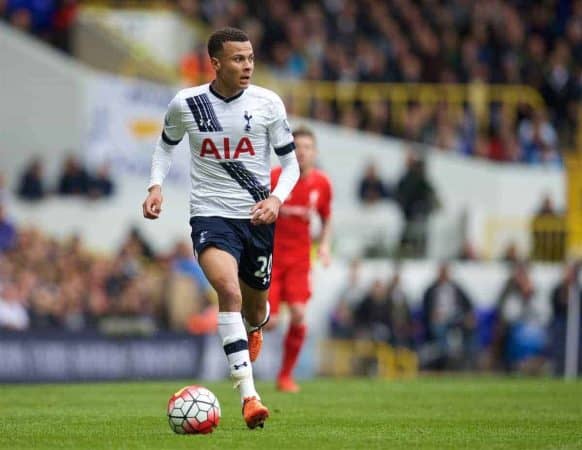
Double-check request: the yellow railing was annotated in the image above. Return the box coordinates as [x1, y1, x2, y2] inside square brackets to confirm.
[253, 77, 546, 131]
[484, 215, 568, 261]
[531, 216, 567, 262]
[319, 339, 418, 379]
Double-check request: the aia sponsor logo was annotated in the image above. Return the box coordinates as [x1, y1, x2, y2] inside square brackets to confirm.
[200, 137, 255, 159]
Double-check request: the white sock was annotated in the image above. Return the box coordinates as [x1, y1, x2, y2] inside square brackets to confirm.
[242, 301, 270, 333]
[217, 312, 259, 401]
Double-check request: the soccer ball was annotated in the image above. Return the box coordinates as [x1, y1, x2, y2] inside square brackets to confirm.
[167, 385, 221, 435]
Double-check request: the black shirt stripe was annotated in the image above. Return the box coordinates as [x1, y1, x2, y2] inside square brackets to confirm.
[220, 161, 270, 203]
[186, 97, 206, 132]
[200, 94, 223, 131]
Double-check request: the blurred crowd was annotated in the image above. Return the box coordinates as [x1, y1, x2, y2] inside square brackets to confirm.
[0, 215, 215, 335]
[0, 0, 78, 53]
[3, 0, 579, 165]
[329, 259, 582, 376]
[356, 147, 565, 260]
[16, 155, 115, 201]
[178, 0, 581, 164]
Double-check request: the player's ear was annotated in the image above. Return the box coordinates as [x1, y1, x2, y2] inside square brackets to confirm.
[210, 57, 221, 72]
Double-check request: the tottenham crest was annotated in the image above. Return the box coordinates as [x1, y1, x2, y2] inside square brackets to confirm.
[244, 111, 253, 132]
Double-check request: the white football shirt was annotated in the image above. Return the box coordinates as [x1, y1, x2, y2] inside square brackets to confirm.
[150, 83, 295, 218]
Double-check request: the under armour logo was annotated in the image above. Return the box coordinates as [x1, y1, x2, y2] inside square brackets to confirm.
[197, 119, 213, 129]
[199, 231, 208, 244]
[244, 111, 253, 132]
[234, 361, 248, 370]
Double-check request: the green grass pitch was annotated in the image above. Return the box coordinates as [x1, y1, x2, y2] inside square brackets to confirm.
[0, 377, 581, 449]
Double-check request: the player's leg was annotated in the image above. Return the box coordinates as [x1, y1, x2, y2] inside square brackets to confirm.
[239, 222, 276, 362]
[240, 280, 269, 362]
[197, 248, 254, 388]
[191, 217, 266, 428]
[236, 281, 271, 428]
[198, 247, 268, 428]
[277, 264, 310, 393]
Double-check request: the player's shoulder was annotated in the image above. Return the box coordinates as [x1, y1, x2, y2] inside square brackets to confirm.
[246, 85, 284, 105]
[173, 84, 211, 101]
[312, 168, 332, 185]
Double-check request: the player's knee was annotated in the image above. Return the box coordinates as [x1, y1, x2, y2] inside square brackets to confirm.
[290, 308, 305, 325]
[214, 279, 242, 309]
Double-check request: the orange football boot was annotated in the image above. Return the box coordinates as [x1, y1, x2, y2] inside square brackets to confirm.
[276, 376, 300, 393]
[242, 397, 269, 429]
[247, 328, 263, 362]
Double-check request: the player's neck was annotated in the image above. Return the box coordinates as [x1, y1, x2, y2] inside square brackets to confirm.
[300, 167, 313, 178]
[210, 79, 244, 99]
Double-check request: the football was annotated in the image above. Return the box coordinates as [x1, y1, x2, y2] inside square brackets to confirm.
[167, 385, 221, 434]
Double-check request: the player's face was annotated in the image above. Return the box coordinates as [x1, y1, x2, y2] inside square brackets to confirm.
[213, 41, 254, 91]
[295, 135, 317, 174]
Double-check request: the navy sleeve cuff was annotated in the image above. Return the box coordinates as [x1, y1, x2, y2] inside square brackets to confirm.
[161, 130, 182, 146]
[274, 141, 296, 156]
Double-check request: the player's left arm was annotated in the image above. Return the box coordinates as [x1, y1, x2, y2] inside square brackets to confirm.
[316, 176, 333, 267]
[318, 217, 333, 267]
[251, 95, 299, 225]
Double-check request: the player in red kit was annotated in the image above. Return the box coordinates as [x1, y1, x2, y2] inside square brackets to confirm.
[268, 126, 332, 392]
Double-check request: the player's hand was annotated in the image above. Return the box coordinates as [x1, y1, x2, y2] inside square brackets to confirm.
[143, 186, 163, 219]
[250, 195, 281, 225]
[318, 242, 332, 267]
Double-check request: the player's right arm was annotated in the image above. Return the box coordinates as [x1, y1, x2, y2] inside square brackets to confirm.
[251, 94, 298, 225]
[143, 94, 185, 220]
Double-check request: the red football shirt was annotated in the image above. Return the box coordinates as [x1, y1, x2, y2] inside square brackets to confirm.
[271, 166, 332, 262]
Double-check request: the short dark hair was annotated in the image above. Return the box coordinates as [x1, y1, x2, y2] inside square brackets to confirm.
[207, 27, 249, 57]
[292, 126, 316, 141]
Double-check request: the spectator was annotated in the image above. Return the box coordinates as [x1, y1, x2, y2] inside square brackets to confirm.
[458, 239, 480, 261]
[385, 269, 413, 348]
[123, 227, 155, 261]
[328, 298, 354, 339]
[51, 0, 78, 54]
[17, 157, 46, 201]
[518, 110, 560, 166]
[335, 257, 367, 308]
[57, 155, 89, 196]
[0, 280, 29, 331]
[357, 162, 390, 205]
[502, 241, 521, 264]
[395, 150, 439, 257]
[0, 203, 16, 252]
[180, 43, 214, 85]
[492, 261, 547, 373]
[421, 262, 476, 370]
[171, 240, 210, 293]
[353, 279, 391, 343]
[87, 163, 115, 199]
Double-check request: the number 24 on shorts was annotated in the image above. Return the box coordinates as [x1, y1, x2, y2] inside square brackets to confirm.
[254, 255, 272, 283]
